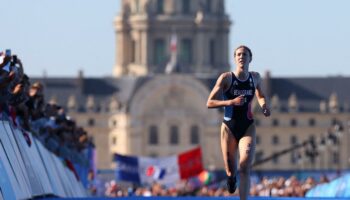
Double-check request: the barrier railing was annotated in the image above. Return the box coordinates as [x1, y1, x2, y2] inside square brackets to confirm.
[0, 119, 88, 199]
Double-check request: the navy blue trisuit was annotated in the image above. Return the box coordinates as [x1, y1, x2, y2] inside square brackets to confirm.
[223, 72, 256, 141]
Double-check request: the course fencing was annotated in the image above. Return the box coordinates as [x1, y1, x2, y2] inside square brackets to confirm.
[0, 119, 88, 199]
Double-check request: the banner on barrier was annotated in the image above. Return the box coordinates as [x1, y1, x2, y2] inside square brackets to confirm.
[0, 121, 32, 199]
[12, 128, 44, 196]
[0, 146, 16, 200]
[0, 119, 89, 199]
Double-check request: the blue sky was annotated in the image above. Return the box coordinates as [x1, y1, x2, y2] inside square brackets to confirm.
[1, 0, 349, 78]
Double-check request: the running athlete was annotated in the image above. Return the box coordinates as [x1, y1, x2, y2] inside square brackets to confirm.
[207, 45, 270, 199]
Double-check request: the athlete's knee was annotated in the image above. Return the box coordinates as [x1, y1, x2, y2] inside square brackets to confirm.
[239, 161, 251, 175]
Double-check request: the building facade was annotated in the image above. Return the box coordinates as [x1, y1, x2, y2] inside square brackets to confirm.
[34, 0, 350, 172]
[113, 0, 230, 76]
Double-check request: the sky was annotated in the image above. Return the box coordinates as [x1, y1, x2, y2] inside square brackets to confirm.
[1, 0, 350, 78]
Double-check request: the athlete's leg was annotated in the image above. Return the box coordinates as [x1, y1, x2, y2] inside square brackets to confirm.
[238, 124, 256, 200]
[220, 123, 238, 177]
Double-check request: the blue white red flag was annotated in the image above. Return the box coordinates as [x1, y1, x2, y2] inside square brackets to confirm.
[169, 33, 177, 53]
[114, 147, 203, 185]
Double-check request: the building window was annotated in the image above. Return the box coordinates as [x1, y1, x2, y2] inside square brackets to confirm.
[206, 0, 211, 12]
[332, 151, 339, 164]
[190, 125, 199, 144]
[95, 106, 101, 113]
[209, 39, 215, 65]
[272, 153, 279, 164]
[149, 125, 158, 145]
[112, 136, 117, 145]
[78, 106, 86, 113]
[331, 118, 338, 126]
[156, 0, 164, 14]
[170, 125, 179, 145]
[182, 0, 190, 14]
[180, 39, 192, 64]
[290, 151, 300, 164]
[149, 153, 158, 158]
[272, 135, 279, 145]
[88, 118, 95, 127]
[309, 135, 315, 143]
[255, 151, 264, 162]
[290, 135, 298, 145]
[272, 119, 279, 127]
[154, 39, 166, 65]
[131, 40, 136, 63]
[290, 118, 297, 127]
[309, 118, 315, 127]
[109, 119, 117, 128]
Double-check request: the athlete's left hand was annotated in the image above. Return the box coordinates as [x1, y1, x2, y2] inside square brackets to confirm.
[262, 104, 271, 117]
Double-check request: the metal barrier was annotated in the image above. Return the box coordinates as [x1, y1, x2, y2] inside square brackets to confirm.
[0, 119, 88, 199]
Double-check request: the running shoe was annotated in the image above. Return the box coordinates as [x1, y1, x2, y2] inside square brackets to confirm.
[226, 175, 237, 194]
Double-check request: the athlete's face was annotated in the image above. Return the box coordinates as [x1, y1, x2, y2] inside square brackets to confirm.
[234, 48, 251, 70]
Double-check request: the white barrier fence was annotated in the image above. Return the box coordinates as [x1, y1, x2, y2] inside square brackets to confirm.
[0, 119, 88, 199]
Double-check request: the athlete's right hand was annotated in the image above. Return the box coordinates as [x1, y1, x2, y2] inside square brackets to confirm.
[231, 95, 245, 106]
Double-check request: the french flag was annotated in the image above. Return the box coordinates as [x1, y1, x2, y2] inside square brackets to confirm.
[114, 147, 203, 185]
[169, 33, 177, 53]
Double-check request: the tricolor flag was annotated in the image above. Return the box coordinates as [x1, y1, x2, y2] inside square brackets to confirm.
[165, 32, 178, 74]
[114, 147, 203, 185]
[169, 33, 177, 53]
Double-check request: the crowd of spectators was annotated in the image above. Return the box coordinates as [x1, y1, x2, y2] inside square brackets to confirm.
[103, 175, 331, 197]
[0, 49, 94, 164]
[250, 175, 329, 197]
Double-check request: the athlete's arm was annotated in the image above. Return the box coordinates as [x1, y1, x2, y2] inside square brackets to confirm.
[206, 72, 244, 108]
[253, 72, 271, 117]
